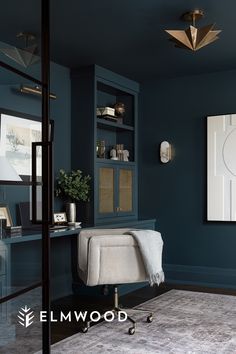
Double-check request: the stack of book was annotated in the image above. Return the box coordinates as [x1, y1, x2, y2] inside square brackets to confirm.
[96, 107, 118, 122]
[5, 226, 22, 237]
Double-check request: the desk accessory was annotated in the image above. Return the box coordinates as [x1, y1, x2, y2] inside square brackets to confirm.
[5, 225, 22, 237]
[53, 212, 67, 225]
[68, 221, 81, 228]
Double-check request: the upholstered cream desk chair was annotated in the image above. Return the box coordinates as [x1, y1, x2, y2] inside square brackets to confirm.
[78, 228, 162, 335]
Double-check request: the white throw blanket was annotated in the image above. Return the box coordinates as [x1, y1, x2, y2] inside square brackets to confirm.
[125, 230, 164, 286]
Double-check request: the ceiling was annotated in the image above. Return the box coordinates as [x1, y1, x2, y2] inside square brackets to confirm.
[1, 0, 236, 81]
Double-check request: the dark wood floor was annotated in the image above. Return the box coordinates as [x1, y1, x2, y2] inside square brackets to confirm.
[51, 283, 236, 344]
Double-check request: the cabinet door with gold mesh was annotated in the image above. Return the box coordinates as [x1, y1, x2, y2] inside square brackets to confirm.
[118, 168, 133, 213]
[98, 167, 115, 214]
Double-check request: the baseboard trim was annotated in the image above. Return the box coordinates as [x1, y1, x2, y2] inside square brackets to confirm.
[164, 263, 236, 290]
[119, 282, 148, 296]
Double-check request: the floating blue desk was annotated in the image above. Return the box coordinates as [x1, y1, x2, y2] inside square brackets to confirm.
[2, 227, 81, 244]
[1, 219, 156, 302]
[0, 227, 81, 306]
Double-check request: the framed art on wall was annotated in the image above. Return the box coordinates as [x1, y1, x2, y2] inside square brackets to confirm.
[207, 114, 236, 221]
[0, 112, 41, 180]
[0, 108, 54, 182]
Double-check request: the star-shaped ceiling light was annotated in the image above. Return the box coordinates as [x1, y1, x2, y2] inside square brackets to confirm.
[0, 32, 39, 68]
[165, 10, 221, 51]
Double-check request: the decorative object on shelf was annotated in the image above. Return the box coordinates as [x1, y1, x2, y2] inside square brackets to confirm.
[55, 169, 91, 223]
[110, 147, 118, 160]
[96, 107, 118, 122]
[165, 9, 221, 51]
[0, 204, 13, 227]
[116, 144, 124, 161]
[160, 141, 172, 163]
[53, 212, 67, 225]
[123, 150, 130, 162]
[114, 102, 125, 124]
[110, 144, 130, 161]
[97, 140, 106, 158]
[0, 32, 39, 68]
[96, 107, 115, 117]
[20, 85, 56, 100]
[0, 156, 22, 182]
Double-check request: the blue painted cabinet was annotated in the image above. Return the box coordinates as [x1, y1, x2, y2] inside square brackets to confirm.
[96, 162, 136, 223]
[71, 65, 139, 226]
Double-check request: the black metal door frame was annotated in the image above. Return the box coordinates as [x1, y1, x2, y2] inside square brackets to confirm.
[41, 0, 51, 352]
[0, 0, 52, 352]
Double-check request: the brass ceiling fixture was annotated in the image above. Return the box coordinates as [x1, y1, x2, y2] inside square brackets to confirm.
[165, 9, 221, 51]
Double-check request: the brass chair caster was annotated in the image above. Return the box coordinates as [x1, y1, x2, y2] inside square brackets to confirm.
[81, 325, 88, 333]
[128, 327, 135, 335]
[81, 321, 89, 333]
[147, 314, 153, 323]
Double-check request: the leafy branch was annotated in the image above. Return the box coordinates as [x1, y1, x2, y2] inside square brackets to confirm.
[55, 169, 91, 203]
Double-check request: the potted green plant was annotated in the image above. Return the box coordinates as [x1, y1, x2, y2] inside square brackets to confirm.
[55, 169, 91, 223]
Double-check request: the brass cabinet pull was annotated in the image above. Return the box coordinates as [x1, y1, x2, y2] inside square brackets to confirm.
[116, 207, 123, 212]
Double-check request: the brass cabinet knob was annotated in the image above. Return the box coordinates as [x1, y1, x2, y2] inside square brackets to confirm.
[116, 207, 123, 212]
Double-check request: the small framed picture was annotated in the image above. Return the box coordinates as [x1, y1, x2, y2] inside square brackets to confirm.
[0, 204, 13, 227]
[53, 212, 67, 225]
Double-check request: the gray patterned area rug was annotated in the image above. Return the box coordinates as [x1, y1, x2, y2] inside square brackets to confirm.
[50, 289, 236, 354]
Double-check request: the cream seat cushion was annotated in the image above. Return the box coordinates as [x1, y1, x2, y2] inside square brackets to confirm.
[78, 228, 148, 286]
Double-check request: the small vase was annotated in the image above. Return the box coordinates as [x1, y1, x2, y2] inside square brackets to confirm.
[66, 202, 76, 223]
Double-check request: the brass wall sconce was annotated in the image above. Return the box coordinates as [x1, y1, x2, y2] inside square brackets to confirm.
[19, 85, 57, 100]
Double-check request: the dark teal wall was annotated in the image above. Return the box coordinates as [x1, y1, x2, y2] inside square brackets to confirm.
[139, 70, 236, 287]
[0, 62, 71, 223]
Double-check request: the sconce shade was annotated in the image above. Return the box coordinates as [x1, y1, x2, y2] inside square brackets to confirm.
[0, 156, 22, 181]
[160, 141, 172, 163]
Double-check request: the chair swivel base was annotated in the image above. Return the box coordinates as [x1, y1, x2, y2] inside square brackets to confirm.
[81, 286, 153, 335]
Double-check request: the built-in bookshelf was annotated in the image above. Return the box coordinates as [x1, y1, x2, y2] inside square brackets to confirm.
[71, 65, 139, 225]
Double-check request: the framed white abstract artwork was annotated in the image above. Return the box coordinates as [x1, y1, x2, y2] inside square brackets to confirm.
[207, 114, 236, 221]
[0, 112, 41, 180]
